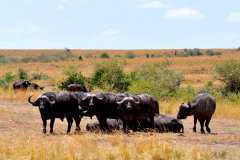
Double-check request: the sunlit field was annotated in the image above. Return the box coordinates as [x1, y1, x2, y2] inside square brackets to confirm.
[0, 49, 240, 160]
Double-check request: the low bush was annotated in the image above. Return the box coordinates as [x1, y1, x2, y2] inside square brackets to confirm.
[99, 53, 110, 59]
[58, 65, 86, 90]
[126, 53, 136, 59]
[129, 62, 184, 99]
[91, 61, 130, 92]
[214, 60, 240, 93]
[0, 72, 16, 88]
[205, 50, 222, 56]
[17, 68, 28, 80]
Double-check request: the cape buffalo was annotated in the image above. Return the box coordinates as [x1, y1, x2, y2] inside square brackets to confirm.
[86, 119, 123, 132]
[30, 83, 44, 90]
[13, 80, 31, 90]
[116, 94, 159, 132]
[78, 93, 128, 132]
[154, 114, 184, 133]
[177, 93, 216, 133]
[28, 92, 81, 134]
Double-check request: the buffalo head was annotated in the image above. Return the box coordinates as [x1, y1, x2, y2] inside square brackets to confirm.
[28, 95, 55, 109]
[116, 96, 140, 112]
[177, 103, 192, 119]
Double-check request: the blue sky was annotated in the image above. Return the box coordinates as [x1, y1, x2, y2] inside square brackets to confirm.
[0, 0, 239, 49]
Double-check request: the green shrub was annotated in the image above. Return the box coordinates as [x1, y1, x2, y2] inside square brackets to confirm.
[129, 62, 184, 99]
[205, 50, 222, 56]
[18, 68, 28, 80]
[0, 72, 16, 88]
[78, 56, 83, 61]
[174, 85, 196, 102]
[126, 53, 136, 59]
[58, 66, 86, 90]
[91, 61, 130, 92]
[100, 53, 110, 59]
[181, 48, 203, 56]
[214, 60, 240, 93]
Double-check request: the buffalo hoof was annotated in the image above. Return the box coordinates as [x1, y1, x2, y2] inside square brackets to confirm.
[206, 127, 211, 133]
[193, 127, 196, 132]
[201, 129, 205, 134]
[43, 129, 47, 134]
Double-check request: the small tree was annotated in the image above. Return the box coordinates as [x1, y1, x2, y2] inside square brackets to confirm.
[58, 65, 86, 90]
[214, 60, 240, 93]
[91, 61, 130, 92]
[129, 62, 184, 99]
[18, 68, 28, 80]
[100, 53, 110, 59]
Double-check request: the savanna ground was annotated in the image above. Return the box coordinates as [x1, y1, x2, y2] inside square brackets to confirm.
[0, 49, 240, 160]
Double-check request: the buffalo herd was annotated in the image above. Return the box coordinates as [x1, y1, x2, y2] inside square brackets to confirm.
[28, 90, 216, 134]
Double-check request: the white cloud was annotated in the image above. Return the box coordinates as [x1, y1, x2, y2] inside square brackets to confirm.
[57, 0, 69, 11]
[57, 4, 65, 10]
[99, 28, 120, 37]
[227, 12, 240, 23]
[140, 0, 169, 9]
[164, 7, 204, 20]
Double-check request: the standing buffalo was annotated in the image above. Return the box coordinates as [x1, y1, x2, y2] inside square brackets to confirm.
[28, 92, 81, 134]
[78, 93, 128, 132]
[13, 80, 31, 90]
[116, 94, 159, 132]
[154, 114, 184, 133]
[86, 119, 123, 132]
[177, 93, 216, 133]
[67, 84, 87, 92]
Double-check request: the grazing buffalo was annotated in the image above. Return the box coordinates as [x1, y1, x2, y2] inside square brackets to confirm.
[28, 92, 81, 134]
[177, 93, 216, 133]
[30, 83, 44, 90]
[78, 93, 128, 132]
[154, 114, 184, 133]
[67, 84, 87, 92]
[116, 94, 159, 132]
[86, 119, 123, 132]
[13, 80, 31, 90]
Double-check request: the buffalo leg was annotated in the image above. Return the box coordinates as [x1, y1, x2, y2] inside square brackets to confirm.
[66, 116, 73, 134]
[42, 119, 47, 134]
[205, 117, 212, 133]
[97, 115, 110, 132]
[50, 118, 55, 134]
[193, 115, 197, 132]
[122, 121, 129, 133]
[73, 115, 81, 132]
[199, 118, 205, 133]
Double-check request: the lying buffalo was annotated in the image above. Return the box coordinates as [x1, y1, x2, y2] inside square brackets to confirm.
[13, 80, 31, 90]
[154, 114, 184, 133]
[28, 92, 81, 134]
[177, 93, 216, 133]
[78, 93, 128, 132]
[67, 84, 87, 92]
[86, 119, 123, 132]
[116, 94, 159, 132]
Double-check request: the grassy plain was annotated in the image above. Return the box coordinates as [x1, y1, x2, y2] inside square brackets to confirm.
[0, 49, 240, 159]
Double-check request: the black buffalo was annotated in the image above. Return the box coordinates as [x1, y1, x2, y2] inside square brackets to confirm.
[78, 93, 128, 132]
[86, 119, 123, 132]
[28, 92, 81, 134]
[116, 94, 159, 132]
[154, 114, 184, 133]
[13, 80, 31, 90]
[67, 84, 87, 92]
[177, 93, 216, 133]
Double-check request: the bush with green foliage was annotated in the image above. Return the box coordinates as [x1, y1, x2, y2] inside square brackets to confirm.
[129, 62, 184, 99]
[0, 72, 16, 88]
[99, 53, 110, 59]
[205, 50, 222, 56]
[58, 66, 86, 90]
[126, 53, 136, 59]
[182, 48, 203, 56]
[18, 68, 28, 80]
[214, 60, 240, 93]
[91, 61, 130, 92]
